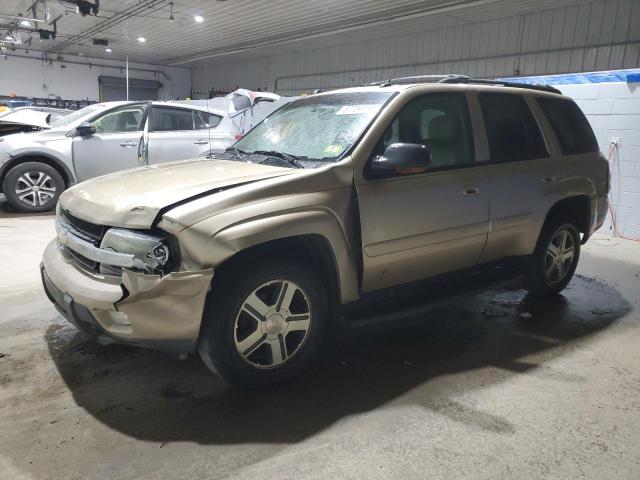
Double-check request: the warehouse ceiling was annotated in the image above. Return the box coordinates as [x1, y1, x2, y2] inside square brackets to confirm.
[0, 0, 598, 67]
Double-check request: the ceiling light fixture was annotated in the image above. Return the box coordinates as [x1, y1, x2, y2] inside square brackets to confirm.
[137, 36, 146, 43]
[194, 15, 204, 23]
[20, 20, 32, 27]
[105, 47, 112, 53]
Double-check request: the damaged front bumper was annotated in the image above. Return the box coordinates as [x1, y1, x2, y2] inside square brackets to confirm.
[41, 239, 213, 355]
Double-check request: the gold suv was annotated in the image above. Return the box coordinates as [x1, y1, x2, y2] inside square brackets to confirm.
[41, 76, 610, 387]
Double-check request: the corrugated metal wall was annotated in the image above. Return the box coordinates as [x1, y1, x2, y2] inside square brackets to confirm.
[191, 0, 640, 95]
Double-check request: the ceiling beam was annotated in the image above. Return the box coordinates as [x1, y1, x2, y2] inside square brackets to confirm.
[166, 0, 503, 65]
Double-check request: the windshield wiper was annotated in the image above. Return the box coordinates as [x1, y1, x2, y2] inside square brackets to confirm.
[250, 150, 305, 169]
[223, 146, 249, 160]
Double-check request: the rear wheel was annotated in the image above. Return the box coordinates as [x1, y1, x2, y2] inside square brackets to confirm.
[525, 220, 580, 296]
[198, 259, 327, 388]
[3, 162, 64, 213]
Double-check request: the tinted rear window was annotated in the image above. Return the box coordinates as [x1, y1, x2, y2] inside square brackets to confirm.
[150, 107, 194, 131]
[479, 92, 548, 162]
[537, 97, 598, 154]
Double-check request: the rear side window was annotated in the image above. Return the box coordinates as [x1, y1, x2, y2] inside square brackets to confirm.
[479, 93, 548, 162]
[150, 107, 194, 131]
[537, 97, 598, 154]
[194, 110, 222, 129]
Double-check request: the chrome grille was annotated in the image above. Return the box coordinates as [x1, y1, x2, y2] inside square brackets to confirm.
[59, 210, 105, 273]
[61, 210, 105, 245]
[64, 246, 99, 272]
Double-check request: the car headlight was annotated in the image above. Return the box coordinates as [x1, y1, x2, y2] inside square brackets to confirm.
[99, 228, 173, 274]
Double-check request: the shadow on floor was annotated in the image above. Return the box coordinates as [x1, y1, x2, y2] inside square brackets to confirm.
[0, 196, 55, 219]
[45, 274, 631, 445]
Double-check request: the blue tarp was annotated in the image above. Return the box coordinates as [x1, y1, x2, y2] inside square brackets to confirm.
[498, 69, 640, 85]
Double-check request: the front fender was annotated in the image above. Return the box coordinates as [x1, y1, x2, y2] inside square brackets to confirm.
[173, 206, 360, 305]
[0, 149, 75, 185]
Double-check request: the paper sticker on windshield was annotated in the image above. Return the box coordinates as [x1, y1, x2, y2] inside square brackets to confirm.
[336, 105, 378, 115]
[324, 144, 343, 155]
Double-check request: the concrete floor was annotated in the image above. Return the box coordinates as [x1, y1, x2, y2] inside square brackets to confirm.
[1, 198, 639, 480]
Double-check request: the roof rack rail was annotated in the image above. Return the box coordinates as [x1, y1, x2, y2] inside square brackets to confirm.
[437, 76, 562, 94]
[372, 74, 561, 94]
[370, 74, 470, 87]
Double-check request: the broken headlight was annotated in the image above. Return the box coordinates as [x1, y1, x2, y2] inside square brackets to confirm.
[99, 228, 174, 275]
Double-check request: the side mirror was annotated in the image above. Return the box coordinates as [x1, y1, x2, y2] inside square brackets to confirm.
[75, 122, 96, 137]
[367, 143, 431, 178]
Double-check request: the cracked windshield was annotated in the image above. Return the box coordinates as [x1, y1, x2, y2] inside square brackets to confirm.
[234, 91, 393, 162]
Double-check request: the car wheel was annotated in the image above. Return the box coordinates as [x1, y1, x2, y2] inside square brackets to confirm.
[3, 162, 65, 213]
[524, 220, 580, 296]
[198, 259, 327, 388]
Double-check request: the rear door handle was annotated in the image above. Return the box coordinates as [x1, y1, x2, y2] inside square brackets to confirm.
[193, 140, 209, 145]
[462, 187, 480, 196]
[543, 176, 557, 183]
[120, 141, 137, 147]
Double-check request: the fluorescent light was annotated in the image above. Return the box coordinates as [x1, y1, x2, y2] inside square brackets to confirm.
[194, 15, 204, 23]
[137, 37, 146, 43]
[20, 20, 32, 27]
[105, 47, 112, 53]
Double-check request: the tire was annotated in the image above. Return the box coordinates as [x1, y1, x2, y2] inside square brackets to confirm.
[524, 219, 581, 296]
[3, 162, 65, 213]
[198, 259, 328, 388]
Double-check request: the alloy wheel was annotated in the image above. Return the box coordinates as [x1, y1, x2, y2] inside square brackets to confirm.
[14, 171, 57, 207]
[544, 228, 576, 284]
[233, 279, 312, 369]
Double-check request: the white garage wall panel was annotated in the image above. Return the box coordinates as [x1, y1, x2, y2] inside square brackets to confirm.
[0, 55, 191, 101]
[191, 0, 640, 95]
[574, 82, 640, 240]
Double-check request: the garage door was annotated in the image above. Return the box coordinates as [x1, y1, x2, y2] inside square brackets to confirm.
[98, 76, 161, 101]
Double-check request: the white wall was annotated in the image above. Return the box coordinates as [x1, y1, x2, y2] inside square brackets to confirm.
[557, 81, 640, 240]
[191, 0, 640, 95]
[0, 54, 191, 101]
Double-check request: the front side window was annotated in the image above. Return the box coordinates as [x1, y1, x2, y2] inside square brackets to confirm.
[150, 107, 194, 132]
[91, 104, 145, 134]
[479, 93, 548, 162]
[234, 92, 393, 161]
[375, 92, 475, 169]
[537, 97, 598, 154]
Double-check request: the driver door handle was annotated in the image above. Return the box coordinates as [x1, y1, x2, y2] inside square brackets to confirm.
[462, 187, 480, 196]
[193, 140, 209, 145]
[120, 141, 138, 147]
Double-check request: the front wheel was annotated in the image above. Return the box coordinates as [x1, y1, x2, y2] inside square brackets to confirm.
[3, 162, 65, 213]
[525, 221, 581, 296]
[198, 259, 327, 388]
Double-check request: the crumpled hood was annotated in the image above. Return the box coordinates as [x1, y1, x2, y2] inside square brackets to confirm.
[0, 109, 52, 129]
[2, 127, 67, 142]
[59, 159, 294, 228]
